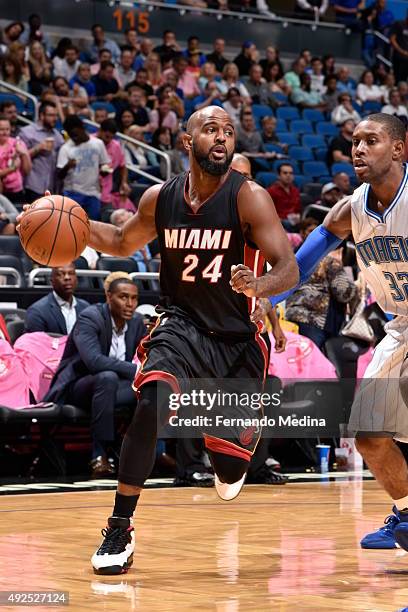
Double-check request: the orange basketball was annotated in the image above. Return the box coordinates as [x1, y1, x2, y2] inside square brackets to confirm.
[19, 194, 90, 267]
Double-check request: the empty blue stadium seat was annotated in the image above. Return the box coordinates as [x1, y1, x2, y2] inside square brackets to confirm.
[255, 172, 276, 188]
[252, 104, 274, 119]
[290, 119, 314, 135]
[316, 122, 339, 137]
[314, 147, 328, 161]
[273, 92, 288, 105]
[275, 118, 287, 132]
[302, 134, 326, 149]
[264, 143, 284, 154]
[294, 175, 312, 189]
[331, 162, 355, 177]
[0, 93, 25, 114]
[276, 106, 300, 121]
[362, 100, 382, 114]
[288, 146, 314, 162]
[303, 161, 330, 179]
[91, 101, 116, 114]
[276, 132, 299, 145]
[302, 109, 325, 123]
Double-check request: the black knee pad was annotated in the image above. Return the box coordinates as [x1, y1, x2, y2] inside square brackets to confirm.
[208, 450, 248, 484]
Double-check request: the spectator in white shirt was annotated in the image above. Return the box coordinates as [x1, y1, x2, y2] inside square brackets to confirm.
[382, 87, 408, 120]
[331, 93, 361, 125]
[54, 45, 81, 82]
[309, 56, 325, 94]
[356, 69, 384, 104]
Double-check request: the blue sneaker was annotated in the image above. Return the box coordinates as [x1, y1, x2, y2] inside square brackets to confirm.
[394, 509, 408, 551]
[360, 508, 399, 549]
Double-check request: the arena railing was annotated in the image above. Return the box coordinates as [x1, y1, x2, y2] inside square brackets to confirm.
[111, 0, 346, 30]
[0, 81, 39, 121]
[83, 119, 170, 183]
[27, 268, 159, 287]
[0, 267, 22, 288]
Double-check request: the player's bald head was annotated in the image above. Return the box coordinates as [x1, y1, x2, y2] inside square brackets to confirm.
[186, 106, 232, 135]
[231, 153, 251, 178]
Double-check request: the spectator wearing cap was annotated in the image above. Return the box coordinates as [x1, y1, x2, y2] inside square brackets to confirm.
[333, 171, 352, 196]
[318, 182, 342, 207]
[291, 73, 327, 110]
[267, 163, 301, 229]
[331, 93, 361, 125]
[234, 41, 258, 77]
[382, 87, 408, 121]
[183, 36, 207, 67]
[88, 23, 121, 65]
[284, 58, 307, 90]
[20, 101, 65, 203]
[243, 64, 280, 109]
[327, 119, 354, 165]
[206, 38, 229, 74]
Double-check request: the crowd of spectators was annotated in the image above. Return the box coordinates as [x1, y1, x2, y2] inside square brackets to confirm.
[0, 6, 402, 477]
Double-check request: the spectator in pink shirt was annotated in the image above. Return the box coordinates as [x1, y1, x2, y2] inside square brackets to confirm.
[163, 55, 200, 99]
[0, 117, 32, 204]
[150, 93, 179, 134]
[95, 119, 132, 209]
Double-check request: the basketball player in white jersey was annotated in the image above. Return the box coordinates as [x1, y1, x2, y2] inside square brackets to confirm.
[232, 113, 408, 550]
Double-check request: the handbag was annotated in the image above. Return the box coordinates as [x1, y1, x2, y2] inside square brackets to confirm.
[340, 284, 375, 344]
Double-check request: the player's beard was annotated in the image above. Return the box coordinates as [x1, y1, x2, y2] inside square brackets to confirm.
[192, 141, 233, 176]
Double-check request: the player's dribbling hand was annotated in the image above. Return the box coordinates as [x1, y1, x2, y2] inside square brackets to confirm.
[230, 264, 259, 298]
[16, 190, 52, 231]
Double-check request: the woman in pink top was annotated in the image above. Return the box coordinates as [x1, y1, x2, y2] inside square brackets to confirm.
[0, 117, 32, 204]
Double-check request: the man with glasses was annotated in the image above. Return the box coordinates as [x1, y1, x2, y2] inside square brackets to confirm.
[20, 101, 65, 203]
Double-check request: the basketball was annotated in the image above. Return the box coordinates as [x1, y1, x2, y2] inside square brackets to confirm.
[19, 194, 90, 267]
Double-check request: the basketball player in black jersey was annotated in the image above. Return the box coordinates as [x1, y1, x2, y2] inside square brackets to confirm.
[79, 106, 298, 574]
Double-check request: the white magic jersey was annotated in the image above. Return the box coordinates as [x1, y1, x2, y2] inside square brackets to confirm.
[351, 165, 408, 316]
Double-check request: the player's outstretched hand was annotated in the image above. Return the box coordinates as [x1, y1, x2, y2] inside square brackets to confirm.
[16, 190, 52, 231]
[230, 264, 259, 298]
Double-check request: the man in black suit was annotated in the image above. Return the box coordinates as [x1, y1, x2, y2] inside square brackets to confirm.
[25, 263, 89, 335]
[45, 277, 146, 478]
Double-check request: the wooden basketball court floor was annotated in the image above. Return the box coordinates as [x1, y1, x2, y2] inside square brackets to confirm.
[1, 480, 408, 611]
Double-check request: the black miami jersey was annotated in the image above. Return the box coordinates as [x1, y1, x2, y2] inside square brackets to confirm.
[155, 169, 264, 337]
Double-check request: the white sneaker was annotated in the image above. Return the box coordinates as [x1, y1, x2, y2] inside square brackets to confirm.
[91, 516, 135, 575]
[214, 473, 246, 501]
